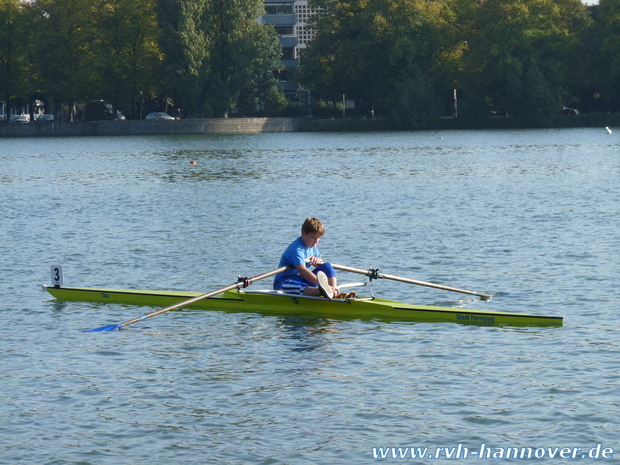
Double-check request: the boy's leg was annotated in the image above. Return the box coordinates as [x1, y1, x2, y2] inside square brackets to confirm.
[313, 263, 338, 296]
[313, 263, 337, 283]
[276, 264, 338, 297]
[278, 276, 323, 297]
[316, 271, 334, 299]
[302, 286, 321, 297]
[278, 277, 310, 295]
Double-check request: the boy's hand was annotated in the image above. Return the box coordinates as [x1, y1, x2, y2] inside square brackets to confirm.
[307, 256, 324, 266]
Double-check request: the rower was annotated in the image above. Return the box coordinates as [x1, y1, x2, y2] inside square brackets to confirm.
[273, 217, 339, 299]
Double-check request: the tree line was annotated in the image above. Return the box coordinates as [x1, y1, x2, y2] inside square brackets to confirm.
[0, 0, 285, 120]
[1, 0, 619, 124]
[300, 0, 620, 125]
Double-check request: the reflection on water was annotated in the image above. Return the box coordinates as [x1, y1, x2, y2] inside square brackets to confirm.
[278, 317, 340, 352]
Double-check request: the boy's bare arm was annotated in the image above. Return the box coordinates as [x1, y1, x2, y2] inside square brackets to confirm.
[296, 263, 318, 284]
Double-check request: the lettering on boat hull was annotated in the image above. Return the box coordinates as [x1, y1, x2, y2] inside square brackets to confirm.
[457, 313, 495, 326]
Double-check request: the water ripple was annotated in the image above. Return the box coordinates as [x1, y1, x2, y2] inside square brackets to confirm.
[1, 128, 619, 464]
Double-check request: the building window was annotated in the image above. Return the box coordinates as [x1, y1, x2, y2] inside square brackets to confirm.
[279, 69, 294, 82]
[275, 26, 293, 35]
[265, 3, 294, 15]
[293, 1, 321, 49]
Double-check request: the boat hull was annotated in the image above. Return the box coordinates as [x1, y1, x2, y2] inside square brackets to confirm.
[44, 285, 563, 327]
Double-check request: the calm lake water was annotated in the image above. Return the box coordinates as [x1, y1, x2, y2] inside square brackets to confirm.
[1, 128, 619, 464]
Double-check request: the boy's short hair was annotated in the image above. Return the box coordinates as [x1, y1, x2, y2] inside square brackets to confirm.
[302, 217, 325, 237]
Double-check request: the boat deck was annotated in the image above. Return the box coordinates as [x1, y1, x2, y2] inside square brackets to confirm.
[44, 285, 563, 327]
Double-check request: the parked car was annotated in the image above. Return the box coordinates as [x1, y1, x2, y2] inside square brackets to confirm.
[84, 100, 115, 121]
[37, 114, 54, 122]
[10, 114, 29, 123]
[145, 112, 175, 120]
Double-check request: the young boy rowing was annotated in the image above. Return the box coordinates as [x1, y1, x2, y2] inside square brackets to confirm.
[273, 217, 339, 299]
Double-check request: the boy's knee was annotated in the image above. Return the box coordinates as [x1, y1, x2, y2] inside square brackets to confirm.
[314, 262, 336, 279]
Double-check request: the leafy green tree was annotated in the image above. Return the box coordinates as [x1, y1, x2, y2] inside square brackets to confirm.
[91, 0, 164, 117]
[210, 0, 282, 116]
[27, 0, 101, 120]
[387, 73, 443, 128]
[236, 25, 285, 115]
[0, 0, 610, 123]
[156, 0, 282, 117]
[458, 0, 591, 120]
[299, 0, 457, 117]
[156, 0, 210, 117]
[591, 0, 620, 112]
[0, 0, 29, 121]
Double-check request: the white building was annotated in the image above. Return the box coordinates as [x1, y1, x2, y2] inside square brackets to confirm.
[260, 0, 321, 98]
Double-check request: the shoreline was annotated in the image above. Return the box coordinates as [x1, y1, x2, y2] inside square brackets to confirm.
[0, 114, 617, 137]
[0, 117, 305, 138]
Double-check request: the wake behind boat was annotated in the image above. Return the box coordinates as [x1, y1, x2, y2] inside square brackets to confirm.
[44, 265, 563, 328]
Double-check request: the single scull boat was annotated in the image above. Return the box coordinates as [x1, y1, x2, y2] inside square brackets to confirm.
[44, 269, 562, 328]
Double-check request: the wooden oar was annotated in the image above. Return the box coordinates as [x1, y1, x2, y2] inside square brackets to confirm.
[332, 264, 493, 300]
[86, 266, 290, 332]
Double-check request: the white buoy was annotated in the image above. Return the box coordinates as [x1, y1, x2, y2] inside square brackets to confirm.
[606, 126, 612, 134]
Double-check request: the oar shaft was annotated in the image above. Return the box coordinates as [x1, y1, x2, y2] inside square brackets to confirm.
[119, 265, 289, 328]
[380, 272, 491, 299]
[332, 264, 492, 300]
[119, 282, 240, 327]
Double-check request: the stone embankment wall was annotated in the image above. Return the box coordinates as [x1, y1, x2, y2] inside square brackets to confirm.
[0, 117, 304, 137]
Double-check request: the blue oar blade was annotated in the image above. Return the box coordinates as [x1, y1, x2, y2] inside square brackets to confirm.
[85, 323, 123, 332]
